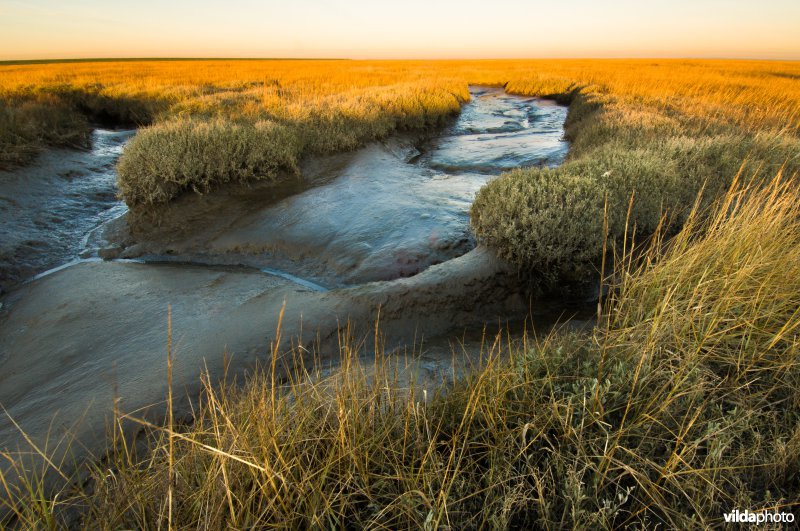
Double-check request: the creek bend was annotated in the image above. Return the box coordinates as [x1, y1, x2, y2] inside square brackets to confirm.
[0, 87, 579, 469]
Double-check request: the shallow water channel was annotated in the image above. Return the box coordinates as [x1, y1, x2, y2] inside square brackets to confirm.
[1, 87, 567, 291]
[0, 87, 572, 472]
[0, 129, 135, 292]
[183, 87, 568, 287]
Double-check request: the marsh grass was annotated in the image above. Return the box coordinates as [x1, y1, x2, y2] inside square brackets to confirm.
[471, 88, 800, 284]
[117, 81, 468, 206]
[116, 118, 302, 206]
[8, 59, 796, 273]
[0, 94, 90, 166]
[2, 173, 799, 529]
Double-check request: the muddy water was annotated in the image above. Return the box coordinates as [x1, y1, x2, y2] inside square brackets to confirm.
[0, 88, 575, 473]
[0, 129, 134, 292]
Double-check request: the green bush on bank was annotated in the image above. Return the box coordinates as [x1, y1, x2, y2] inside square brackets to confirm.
[470, 169, 606, 283]
[117, 119, 302, 206]
[471, 88, 800, 284]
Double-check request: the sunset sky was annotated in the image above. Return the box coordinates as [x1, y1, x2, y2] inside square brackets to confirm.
[1, 0, 799, 61]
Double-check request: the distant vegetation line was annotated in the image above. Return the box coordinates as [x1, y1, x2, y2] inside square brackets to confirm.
[0, 57, 348, 66]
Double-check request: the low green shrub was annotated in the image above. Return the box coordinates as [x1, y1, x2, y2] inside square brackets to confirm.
[117, 119, 301, 206]
[470, 169, 606, 282]
[471, 83, 800, 285]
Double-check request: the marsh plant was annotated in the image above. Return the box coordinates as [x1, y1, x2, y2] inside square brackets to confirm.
[2, 59, 798, 279]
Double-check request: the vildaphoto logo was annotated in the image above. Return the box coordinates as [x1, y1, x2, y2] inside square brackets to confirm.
[723, 509, 795, 525]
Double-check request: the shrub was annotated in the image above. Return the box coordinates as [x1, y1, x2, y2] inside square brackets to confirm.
[470, 169, 606, 282]
[117, 119, 301, 206]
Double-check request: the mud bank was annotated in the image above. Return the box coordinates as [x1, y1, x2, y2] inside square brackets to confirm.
[110, 87, 569, 288]
[0, 247, 534, 463]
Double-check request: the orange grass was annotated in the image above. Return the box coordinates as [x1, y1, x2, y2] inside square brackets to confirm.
[1, 59, 799, 131]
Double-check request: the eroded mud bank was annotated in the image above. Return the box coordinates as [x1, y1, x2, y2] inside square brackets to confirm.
[109, 87, 569, 288]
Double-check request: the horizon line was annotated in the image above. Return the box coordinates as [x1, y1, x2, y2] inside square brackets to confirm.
[2, 56, 799, 66]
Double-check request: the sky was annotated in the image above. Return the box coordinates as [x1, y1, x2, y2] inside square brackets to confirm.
[1, 0, 799, 61]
